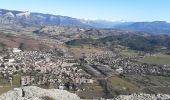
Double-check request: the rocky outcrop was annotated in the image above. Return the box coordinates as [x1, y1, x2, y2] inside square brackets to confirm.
[0, 86, 80, 100]
[112, 93, 170, 100]
[1, 86, 170, 100]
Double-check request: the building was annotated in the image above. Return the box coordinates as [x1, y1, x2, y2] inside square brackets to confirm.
[116, 67, 123, 74]
[21, 76, 34, 86]
[13, 48, 22, 53]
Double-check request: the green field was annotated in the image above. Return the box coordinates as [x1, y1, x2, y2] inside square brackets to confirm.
[0, 74, 21, 95]
[77, 83, 104, 99]
[69, 46, 102, 57]
[107, 76, 140, 93]
[139, 54, 170, 65]
[120, 49, 139, 57]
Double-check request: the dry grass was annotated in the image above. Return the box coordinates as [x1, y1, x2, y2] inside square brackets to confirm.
[69, 46, 102, 57]
[120, 49, 138, 57]
[0, 34, 49, 50]
[107, 76, 140, 93]
[0, 74, 21, 95]
[77, 83, 104, 99]
[0, 87, 13, 95]
[139, 53, 170, 65]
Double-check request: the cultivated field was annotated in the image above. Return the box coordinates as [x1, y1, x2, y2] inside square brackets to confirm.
[0, 74, 21, 95]
[139, 53, 170, 65]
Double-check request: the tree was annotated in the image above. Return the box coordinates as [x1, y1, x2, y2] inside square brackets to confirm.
[19, 43, 25, 50]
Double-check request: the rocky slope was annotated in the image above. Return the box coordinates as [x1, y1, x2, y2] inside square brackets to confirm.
[0, 86, 80, 100]
[0, 86, 170, 100]
[113, 93, 170, 100]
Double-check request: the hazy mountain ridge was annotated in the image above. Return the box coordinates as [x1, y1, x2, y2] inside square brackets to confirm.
[1, 8, 170, 35]
[0, 9, 90, 27]
[116, 21, 170, 34]
[0, 9, 132, 28]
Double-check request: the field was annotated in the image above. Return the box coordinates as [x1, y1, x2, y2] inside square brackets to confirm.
[77, 83, 105, 99]
[124, 75, 170, 94]
[120, 49, 139, 57]
[0, 34, 50, 51]
[69, 46, 102, 57]
[0, 74, 21, 95]
[107, 76, 140, 93]
[139, 53, 170, 65]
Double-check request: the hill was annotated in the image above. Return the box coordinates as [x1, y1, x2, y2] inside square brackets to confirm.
[116, 21, 170, 34]
[0, 9, 90, 28]
[1, 8, 170, 35]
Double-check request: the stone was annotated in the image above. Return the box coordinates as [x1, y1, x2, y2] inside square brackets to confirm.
[0, 86, 81, 100]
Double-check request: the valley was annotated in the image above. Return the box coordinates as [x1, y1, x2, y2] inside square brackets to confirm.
[0, 9, 170, 100]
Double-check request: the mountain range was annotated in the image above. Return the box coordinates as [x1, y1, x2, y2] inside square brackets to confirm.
[0, 9, 170, 34]
[117, 21, 170, 34]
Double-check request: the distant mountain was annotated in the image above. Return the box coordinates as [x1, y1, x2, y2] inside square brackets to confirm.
[0, 9, 133, 28]
[1, 9, 170, 35]
[82, 19, 134, 28]
[0, 9, 90, 27]
[84, 20, 121, 28]
[116, 21, 170, 34]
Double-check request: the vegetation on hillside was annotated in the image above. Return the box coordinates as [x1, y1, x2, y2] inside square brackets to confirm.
[66, 34, 170, 52]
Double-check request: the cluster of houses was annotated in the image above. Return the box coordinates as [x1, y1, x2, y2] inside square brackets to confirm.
[85, 51, 170, 76]
[1, 47, 170, 92]
[0, 48, 94, 91]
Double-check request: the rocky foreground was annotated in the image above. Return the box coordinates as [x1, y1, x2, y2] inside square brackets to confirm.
[112, 93, 170, 100]
[0, 86, 170, 100]
[0, 86, 80, 100]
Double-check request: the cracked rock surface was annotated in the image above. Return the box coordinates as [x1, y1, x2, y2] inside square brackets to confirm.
[1, 86, 170, 100]
[112, 93, 170, 100]
[0, 86, 80, 100]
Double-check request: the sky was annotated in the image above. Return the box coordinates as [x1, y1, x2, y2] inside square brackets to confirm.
[0, 0, 170, 22]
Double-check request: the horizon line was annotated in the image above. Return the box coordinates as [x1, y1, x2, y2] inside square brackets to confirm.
[0, 8, 169, 23]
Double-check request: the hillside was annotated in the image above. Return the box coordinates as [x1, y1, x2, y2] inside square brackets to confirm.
[66, 33, 170, 52]
[0, 86, 80, 100]
[0, 9, 90, 28]
[117, 21, 170, 34]
[0, 86, 170, 100]
[1, 8, 170, 100]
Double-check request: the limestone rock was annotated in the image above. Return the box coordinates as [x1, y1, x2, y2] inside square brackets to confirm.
[0, 86, 80, 100]
[112, 93, 170, 100]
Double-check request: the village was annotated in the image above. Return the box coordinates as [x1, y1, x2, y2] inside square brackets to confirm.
[0, 48, 94, 91]
[85, 50, 170, 77]
[1, 47, 170, 97]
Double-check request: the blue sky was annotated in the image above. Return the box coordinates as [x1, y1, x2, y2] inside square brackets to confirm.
[0, 0, 170, 22]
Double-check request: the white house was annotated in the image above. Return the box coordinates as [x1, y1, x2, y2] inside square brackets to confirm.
[0, 56, 3, 59]
[116, 67, 123, 74]
[8, 58, 15, 63]
[13, 48, 22, 53]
